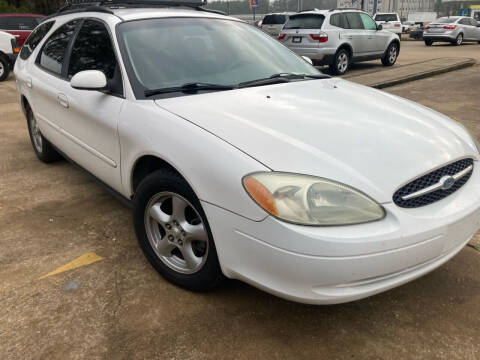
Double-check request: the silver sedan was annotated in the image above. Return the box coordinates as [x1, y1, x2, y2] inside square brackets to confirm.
[423, 16, 480, 46]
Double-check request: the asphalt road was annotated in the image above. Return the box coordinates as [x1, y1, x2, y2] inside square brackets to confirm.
[1, 63, 479, 359]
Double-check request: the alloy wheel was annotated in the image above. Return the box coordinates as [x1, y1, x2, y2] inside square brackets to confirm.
[388, 45, 397, 63]
[144, 192, 209, 274]
[0, 61, 4, 78]
[29, 112, 43, 153]
[337, 52, 348, 74]
[456, 34, 463, 45]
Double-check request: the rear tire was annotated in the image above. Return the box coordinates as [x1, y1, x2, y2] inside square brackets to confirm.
[0, 57, 9, 82]
[133, 169, 224, 292]
[381, 42, 398, 66]
[329, 49, 350, 75]
[424, 39, 433, 46]
[453, 34, 463, 46]
[26, 107, 62, 163]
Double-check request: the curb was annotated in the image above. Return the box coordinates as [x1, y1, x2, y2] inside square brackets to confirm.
[366, 58, 476, 89]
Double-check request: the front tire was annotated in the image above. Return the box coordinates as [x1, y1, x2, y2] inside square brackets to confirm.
[424, 39, 433, 46]
[133, 169, 224, 291]
[381, 42, 398, 66]
[329, 49, 350, 75]
[26, 107, 62, 163]
[0, 57, 9, 82]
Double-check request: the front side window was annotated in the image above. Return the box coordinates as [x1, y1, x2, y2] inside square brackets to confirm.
[39, 20, 79, 76]
[345, 13, 364, 29]
[284, 14, 325, 29]
[0, 16, 43, 30]
[360, 13, 377, 30]
[118, 18, 320, 98]
[20, 21, 55, 60]
[330, 14, 349, 29]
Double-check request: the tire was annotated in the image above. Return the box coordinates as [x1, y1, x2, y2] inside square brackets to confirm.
[26, 106, 62, 163]
[381, 42, 399, 66]
[0, 56, 9, 82]
[133, 169, 224, 292]
[329, 49, 350, 75]
[453, 33, 463, 46]
[424, 39, 433, 46]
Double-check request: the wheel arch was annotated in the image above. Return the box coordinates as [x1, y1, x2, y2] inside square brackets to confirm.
[20, 94, 31, 116]
[336, 43, 353, 59]
[385, 38, 401, 57]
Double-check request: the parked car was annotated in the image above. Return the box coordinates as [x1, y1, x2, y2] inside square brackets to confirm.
[278, 9, 400, 75]
[409, 26, 424, 40]
[260, 12, 293, 36]
[0, 30, 19, 81]
[373, 12, 402, 38]
[15, 1, 480, 305]
[402, 21, 418, 33]
[423, 16, 480, 46]
[0, 13, 44, 48]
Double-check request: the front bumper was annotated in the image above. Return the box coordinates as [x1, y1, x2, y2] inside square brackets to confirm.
[204, 163, 480, 304]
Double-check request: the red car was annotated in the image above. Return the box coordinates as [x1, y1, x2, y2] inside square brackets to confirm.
[0, 13, 44, 48]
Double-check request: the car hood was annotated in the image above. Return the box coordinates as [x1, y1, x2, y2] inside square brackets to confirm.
[155, 79, 477, 203]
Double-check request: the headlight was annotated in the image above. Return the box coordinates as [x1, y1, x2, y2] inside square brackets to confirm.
[243, 172, 385, 226]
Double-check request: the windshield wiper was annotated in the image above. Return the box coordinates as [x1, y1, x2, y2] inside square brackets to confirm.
[145, 82, 235, 97]
[239, 73, 329, 88]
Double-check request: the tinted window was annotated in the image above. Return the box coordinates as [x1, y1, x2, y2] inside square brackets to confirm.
[262, 15, 287, 25]
[284, 14, 325, 29]
[330, 14, 349, 28]
[435, 17, 458, 24]
[39, 20, 78, 76]
[470, 18, 478, 26]
[458, 18, 468, 25]
[20, 21, 55, 60]
[68, 20, 117, 79]
[360, 13, 377, 30]
[345, 13, 364, 29]
[374, 14, 398, 22]
[474, 13, 480, 21]
[0, 17, 43, 30]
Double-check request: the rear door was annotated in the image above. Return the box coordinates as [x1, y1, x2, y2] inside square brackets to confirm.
[344, 12, 369, 57]
[282, 14, 325, 50]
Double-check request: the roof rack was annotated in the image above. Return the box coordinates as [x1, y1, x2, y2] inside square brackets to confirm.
[43, 0, 224, 21]
[328, 8, 362, 12]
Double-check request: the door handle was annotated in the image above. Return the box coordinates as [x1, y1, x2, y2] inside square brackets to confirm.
[26, 77, 33, 88]
[347, 36, 353, 39]
[57, 93, 69, 109]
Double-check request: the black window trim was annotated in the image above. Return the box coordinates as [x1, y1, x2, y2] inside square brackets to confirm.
[20, 20, 56, 60]
[35, 16, 125, 98]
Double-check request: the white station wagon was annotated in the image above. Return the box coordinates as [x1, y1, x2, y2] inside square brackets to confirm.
[15, 0, 480, 304]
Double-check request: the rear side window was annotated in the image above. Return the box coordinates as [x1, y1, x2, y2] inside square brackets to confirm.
[39, 20, 79, 76]
[330, 14, 349, 29]
[0, 16, 43, 30]
[360, 13, 377, 30]
[345, 13, 364, 29]
[262, 15, 287, 25]
[284, 15, 325, 29]
[374, 14, 398, 22]
[20, 21, 55, 60]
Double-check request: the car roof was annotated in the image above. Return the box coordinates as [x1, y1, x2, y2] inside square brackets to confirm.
[0, 13, 44, 17]
[111, 7, 239, 21]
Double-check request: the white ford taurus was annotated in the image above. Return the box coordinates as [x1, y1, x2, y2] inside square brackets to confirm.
[14, 2, 480, 304]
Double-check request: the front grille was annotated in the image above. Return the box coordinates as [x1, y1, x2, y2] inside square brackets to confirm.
[393, 158, 474, 208]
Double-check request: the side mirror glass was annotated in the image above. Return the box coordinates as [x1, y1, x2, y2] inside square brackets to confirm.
[71, 70, 107, 91]
[302, 56, 313, 65]
[377, 24, 383, 30]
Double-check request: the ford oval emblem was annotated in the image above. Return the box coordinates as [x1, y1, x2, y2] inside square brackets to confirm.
[440, 175, 455, 190]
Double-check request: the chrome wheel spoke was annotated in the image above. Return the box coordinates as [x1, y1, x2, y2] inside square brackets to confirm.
[184, 223, 208, 242]
[156, 237, 176, 256]
[172, 196, 187, 223]
[179, 243, 202, 269]
[149, 203, 172, 225]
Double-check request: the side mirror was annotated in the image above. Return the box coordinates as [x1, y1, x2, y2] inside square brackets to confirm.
[377, 24, 383, 30]
[71, 70, 107, 91]
[302, 56, 313, 65]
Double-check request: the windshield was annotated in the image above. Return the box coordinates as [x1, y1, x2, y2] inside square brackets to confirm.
[435, 17, 458, 23]
[374, 14, 398, 22]
[118, 18, 320, 98]
[284, 14, 325, 29]
[262, 15, 287, 25]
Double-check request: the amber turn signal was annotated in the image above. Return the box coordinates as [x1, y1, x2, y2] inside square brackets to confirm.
[243, 176, 278, 216]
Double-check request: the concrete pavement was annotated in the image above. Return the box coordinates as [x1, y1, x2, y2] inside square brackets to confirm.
[1, 65, 479, 359]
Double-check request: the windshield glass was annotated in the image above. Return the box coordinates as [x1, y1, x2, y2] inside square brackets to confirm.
[284, 14, 325, 29]
[435, 17, 458, 23]
[118, 18, 320, 97]
[374, 14, 398, 22]
[262, 15, 287, 25]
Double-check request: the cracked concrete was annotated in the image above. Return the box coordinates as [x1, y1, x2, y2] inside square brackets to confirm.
[1, 56, 479, 358]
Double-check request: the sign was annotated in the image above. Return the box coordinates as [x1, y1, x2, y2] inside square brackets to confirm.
[249, 0, 258, 9]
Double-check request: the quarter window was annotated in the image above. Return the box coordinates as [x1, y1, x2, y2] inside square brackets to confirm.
[39, 20, 79, 76]
[345, 13, 364, 29]
[359, 13, 377, 30]
[20, 21, 55, 60]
